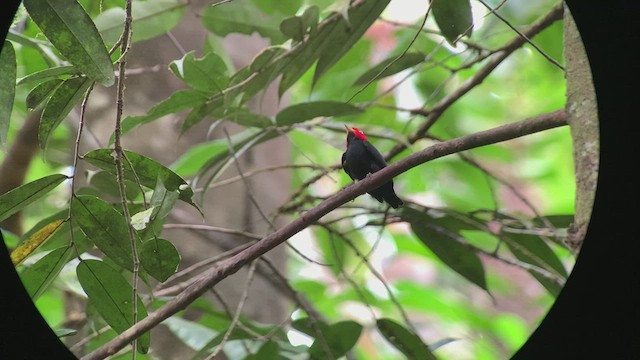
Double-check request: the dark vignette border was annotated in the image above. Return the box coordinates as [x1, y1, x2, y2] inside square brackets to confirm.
[0, 1, 637, 359]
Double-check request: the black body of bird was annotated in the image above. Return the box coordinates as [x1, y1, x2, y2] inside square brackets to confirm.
[341, 125, 403, 208]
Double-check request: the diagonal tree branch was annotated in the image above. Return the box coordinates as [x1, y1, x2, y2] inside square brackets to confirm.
[82, 109, 567, 360]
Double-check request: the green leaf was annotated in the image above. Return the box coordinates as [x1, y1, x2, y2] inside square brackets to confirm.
[39, 76, 92, 150]
[275, 101, 362, 125]
[301, 6, 320, 34]
[403, 207, 488, 291]
[250, 0, 304, 16]
[82, 149, 199, 211]
[169, 51, 229, 93]
[76, 259, 150, 354]
[504, 234, 567, 296]
[120, 89, 209, 137]
[430, 0, 473, 45]
[16, 65, 78, 86]
[249, 46, 288, 72]
[94, 0, 186, 46]
[171, 141, 228, 177]
[139, 238, 180, 282]
[307, 320, 363, 359]
[377, 318, 436, 360]
[277, 19, 335, 96]
[19, 246, 74, 301]
[88, 170, 141, 200]
[72, 195, 134, 271]
[201, 0, 286, 44]
[0, 41, 16, 148]
[222, 108, 273, 128]
[195, 128, 280, 194]
[312, 0, 391, 85]
[23, 0, 114, 86]
[26, 78, 63, 111]
[280, 15, 306, 41]
[353, 52, 425, 86]
[179, 99, 223, 135]
[246, 341, 282, 360]
[0, 174, 68, 222]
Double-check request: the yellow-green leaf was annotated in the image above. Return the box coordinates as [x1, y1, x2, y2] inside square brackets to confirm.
[11, 219, 65, 266]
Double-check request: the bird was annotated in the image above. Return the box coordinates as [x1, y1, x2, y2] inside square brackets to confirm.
[341, 125, 403, 208]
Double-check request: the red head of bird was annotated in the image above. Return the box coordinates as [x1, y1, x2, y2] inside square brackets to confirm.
[344, 124, 367, 147]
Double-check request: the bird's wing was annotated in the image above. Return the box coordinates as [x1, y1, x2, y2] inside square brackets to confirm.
[363, 141, 388, 172]
[341, 151, 355, 180]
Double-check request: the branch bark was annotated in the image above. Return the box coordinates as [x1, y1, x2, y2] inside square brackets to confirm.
[82, 109, 567, 360]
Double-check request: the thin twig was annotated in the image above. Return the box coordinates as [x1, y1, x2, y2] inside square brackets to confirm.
[347, 3, 431, 103]
[112, 0, 139, 356]
[205, 260, 257, 359]
[68, 82, 95, 258]
[477, 0, 565, 71]
[324, 224, 418, 333]
[223, 127, 329, 266]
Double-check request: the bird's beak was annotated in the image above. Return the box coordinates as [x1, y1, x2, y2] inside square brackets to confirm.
[344, 124, 352, 133]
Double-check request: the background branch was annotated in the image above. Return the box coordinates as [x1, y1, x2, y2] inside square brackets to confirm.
[83, 109, 567, 360]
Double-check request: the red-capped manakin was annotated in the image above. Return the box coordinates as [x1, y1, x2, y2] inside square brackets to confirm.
[342, 125, 403, 208]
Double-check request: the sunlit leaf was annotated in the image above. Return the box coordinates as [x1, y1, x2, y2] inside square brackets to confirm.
[0, 174, 68, 222]
[377, 318, 436, 360]
[131, 207, 155, 231]
[11, 219, 65, 265]
[39, 76, 92, 150]
[139, 238, 180, 282]
[169, 51, 229, 93]
[23, 0, 114, 86]
[171, 141, 228, 177]
[76, 259, 150, 354]
[19, 245, 74, 300]
[275, 101, 362, 125]
[162, 316, 218, 351]
[137, 178, 179, 242]
[72, 195, 134, 271]
[0, 41, 16, 148]
[94, 0, 186, 46]
[430, 0, 473, 45]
